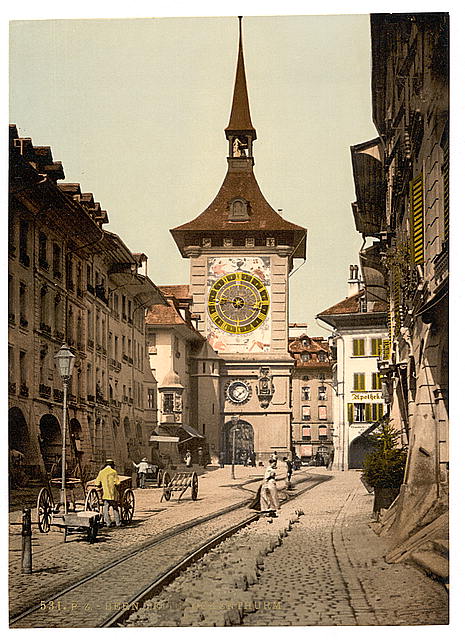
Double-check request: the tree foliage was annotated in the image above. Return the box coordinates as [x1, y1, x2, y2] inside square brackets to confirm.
[362, 419, 407, 488]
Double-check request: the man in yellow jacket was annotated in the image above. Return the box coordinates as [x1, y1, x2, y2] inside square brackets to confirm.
[95, 459, 121, 527]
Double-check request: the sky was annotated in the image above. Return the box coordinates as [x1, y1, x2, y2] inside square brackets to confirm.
[10, 13, 378, 336]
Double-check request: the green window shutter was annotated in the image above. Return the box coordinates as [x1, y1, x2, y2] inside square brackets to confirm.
[347, 403, 354, 423]
[372, 373, 381, 390]
[359, 373, 365, 391]
[410, 173, 424, 264]
[371, 338, 382, 356]
[365, 404, 372, 422]
[382, 339, 391, 361]
[353, 339, 365, 356]
[354, 373, 365, 391]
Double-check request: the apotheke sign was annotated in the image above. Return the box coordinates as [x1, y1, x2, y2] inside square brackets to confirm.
[351, 392, 383, 401]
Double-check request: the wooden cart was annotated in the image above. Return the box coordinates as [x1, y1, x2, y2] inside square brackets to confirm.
[84, 475, 135, 524]
[160, 471, 198, 502]
[36, 477, 100, 542]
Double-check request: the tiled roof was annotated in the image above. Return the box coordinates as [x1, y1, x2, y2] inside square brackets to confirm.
[289, 334, 330, 353]
[318, 291, 388, 316]
[145, 299, 187, 326]
[159, 285, 191, 300]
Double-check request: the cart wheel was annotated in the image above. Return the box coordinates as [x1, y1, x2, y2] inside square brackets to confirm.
[121, 489, 135, 524]
[84, 488, 101, 514]
[156, 469, 163, 487]
[37, 487, 53, 533]
[191, 472, 199, 501]
[87, 517, 99, 543]
[162, 471, 171, 502]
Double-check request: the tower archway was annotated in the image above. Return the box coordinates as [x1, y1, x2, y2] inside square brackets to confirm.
[9, 407, 30, 454]
[348, 433, 375, 469]
[224, 419, 254, 464]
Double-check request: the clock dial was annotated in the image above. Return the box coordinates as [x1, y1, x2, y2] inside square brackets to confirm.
[226, 380, 252, 404]
[208, 271, 270, 334]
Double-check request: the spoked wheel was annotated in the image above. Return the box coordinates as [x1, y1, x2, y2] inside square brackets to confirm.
[161, 471, 171, 502]
[121, 488, 135, 524]
[156, 469, 163, 487]
[84, 488, 101, 514]
[191, 472, 199, 501]
[37, 487, 53, 533]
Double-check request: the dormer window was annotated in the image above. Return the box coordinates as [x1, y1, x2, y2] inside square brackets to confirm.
[245, 237, 255, 247]
[223, 238, 233, 247]
[228, 197, 249, 221]
[266, 237, 276, 247]
[202, 238, 212, 248]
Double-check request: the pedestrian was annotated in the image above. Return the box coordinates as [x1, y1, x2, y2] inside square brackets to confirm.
[94, 459, 121, 527]
[283, 457, 293, 484]
[250, 451, 256, 467]
[243, 451, 248, 467]
[271, 451, 278, 462]
[326, 449, 334, 471]
[219, 451, 225, 468]
[260, 458, 280, 517]
[197, 447, 204, 467]
[133, 457, 149, 488]
[184, 450, 192, 467]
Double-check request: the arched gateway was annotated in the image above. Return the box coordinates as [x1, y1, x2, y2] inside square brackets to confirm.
[224, 419, 254, 464]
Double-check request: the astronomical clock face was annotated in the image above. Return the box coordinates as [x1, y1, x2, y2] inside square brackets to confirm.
[208, 271, 270, 334]
[226, 380, 252, 404]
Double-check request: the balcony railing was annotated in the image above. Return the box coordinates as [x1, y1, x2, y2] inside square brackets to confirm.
[39, 322, 52, 335]
[20, 383, 29, 397]
[53, 388, 64, 402]
[39, 384, 51, 398]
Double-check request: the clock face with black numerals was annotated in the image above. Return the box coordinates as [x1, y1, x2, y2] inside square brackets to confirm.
[207, 271, 270, 334]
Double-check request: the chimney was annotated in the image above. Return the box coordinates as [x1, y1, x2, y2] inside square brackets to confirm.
[347, 264, 360, 297]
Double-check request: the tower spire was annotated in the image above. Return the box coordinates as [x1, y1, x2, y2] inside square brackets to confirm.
[225, 17, 257, 161]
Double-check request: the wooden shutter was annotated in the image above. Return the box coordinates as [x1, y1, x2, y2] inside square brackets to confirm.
[410, 173, 424, 264]
[354, 373, 365, 391]
[382, 339, 391, 360]
[365, 404, 372, 422]
[347, 403, 354, 423]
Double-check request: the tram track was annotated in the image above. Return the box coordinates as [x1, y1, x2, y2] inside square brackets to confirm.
[10, 472, 330, 628]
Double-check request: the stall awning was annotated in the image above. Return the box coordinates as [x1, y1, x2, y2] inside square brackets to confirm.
[149, 435, 180, 443]
[182, 425, 205, 439]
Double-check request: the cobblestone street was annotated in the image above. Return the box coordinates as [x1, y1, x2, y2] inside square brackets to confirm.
[9, 465, 449, 627]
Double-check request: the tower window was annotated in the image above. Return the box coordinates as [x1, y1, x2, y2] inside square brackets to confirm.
[228, 198, 249, 221]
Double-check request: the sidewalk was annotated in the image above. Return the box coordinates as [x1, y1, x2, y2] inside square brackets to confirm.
[243, 468, 449, 626]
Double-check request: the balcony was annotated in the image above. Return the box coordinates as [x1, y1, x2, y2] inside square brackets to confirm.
[39, 384, 51, 398]
[87, 339, 94, 349]
[20, 314, 28, 329]
[128, 356, 133, 365]
[68, 393, 77, 405]
[19, 252, 30, 267]
[53, 388, 64, 402]
[39, 322, 52, 335]
[19, 383, 29, 398]
[8, 312, 15, 325]
[122, 354, 128, 362]
[53, 270, 62, 280]
[79, 396, 87, 405]
[55, 330, 64, 341]
[38, 258, 49, 271]
[87, 394, 95, 403]
[87, 283, 95, 294]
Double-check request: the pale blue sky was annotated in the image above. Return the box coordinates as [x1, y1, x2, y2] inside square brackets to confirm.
[10, 14, 379, 335]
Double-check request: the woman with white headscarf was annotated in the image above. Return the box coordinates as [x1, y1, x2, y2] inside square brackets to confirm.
[260, 458, 280, 516]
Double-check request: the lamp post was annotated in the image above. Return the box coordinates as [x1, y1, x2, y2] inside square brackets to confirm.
[54, 343, 76, 514]
[230, 415, 239, 480]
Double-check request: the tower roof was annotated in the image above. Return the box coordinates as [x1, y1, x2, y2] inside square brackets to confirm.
[225, 16, 256, 139]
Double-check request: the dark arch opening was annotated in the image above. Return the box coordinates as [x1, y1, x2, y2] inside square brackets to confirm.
[224, 419, 254, 464]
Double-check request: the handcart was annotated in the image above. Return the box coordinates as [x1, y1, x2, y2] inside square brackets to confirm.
[84, 475, 135, 524]
[160, 471, 198, 502]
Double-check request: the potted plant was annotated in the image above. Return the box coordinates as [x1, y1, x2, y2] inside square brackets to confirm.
[362, 419, 407, 513]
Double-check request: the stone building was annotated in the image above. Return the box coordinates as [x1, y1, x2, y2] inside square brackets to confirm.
[169, 19, 307, 464]
[317, 266, 388, 470]
[8, 125, 165, 482]
[348, 14, 449, 547]
[288, 334, 334, 464]
[145, 286, 223, 466]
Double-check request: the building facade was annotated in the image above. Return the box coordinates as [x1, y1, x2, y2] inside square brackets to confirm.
[349, 14, 449, 544]
[317, 266, 388, 470]
[288, 335, 334, 464]
[169, 20, 307, 464]
[8, 125, 165, 483]
[145, 286, 223, 466]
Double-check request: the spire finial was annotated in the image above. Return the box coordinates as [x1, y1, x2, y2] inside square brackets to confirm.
[225, 16, 256, 142]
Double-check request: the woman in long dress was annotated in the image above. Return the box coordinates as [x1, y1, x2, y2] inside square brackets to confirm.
[260, 458, 280, 516]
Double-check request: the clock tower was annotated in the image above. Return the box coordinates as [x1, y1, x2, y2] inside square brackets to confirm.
[171, 18, 307, 463]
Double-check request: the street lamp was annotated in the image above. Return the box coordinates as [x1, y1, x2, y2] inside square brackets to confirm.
[54, 343, 76, 514]
[230, 415, 240, 480]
